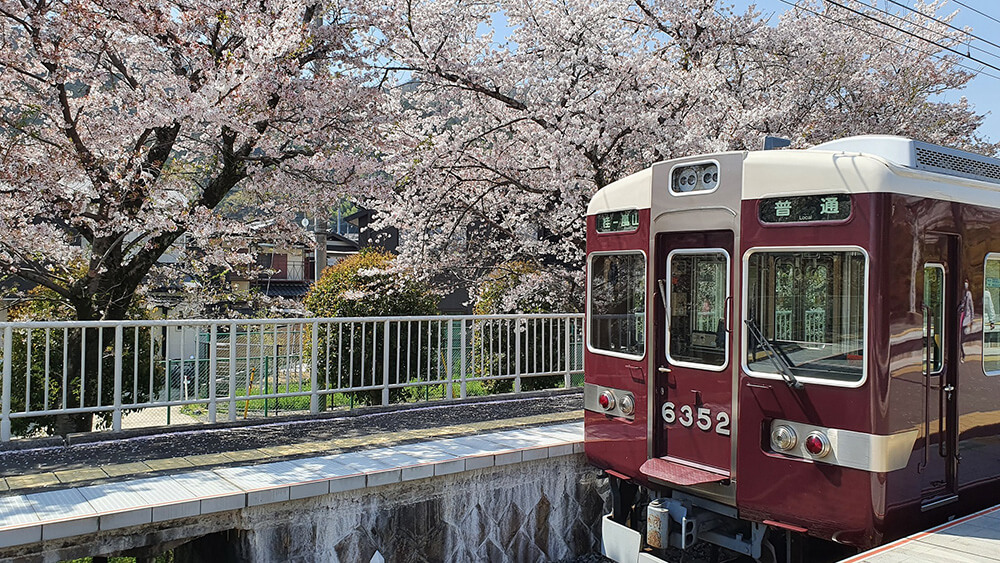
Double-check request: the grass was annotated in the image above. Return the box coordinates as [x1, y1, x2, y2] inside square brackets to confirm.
[175, 371, 581, 419]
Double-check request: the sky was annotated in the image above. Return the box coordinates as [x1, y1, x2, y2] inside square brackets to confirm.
[727, 0, 1000, 144]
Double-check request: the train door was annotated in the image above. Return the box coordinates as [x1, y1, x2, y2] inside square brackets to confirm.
[920, 234, 959, 508]
[648, 230, 734, 483]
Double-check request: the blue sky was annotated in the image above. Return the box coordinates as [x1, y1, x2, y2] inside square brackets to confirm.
[727, 0, 1000, 144]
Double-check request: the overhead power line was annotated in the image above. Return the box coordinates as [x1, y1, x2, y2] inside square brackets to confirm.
[821, 0, 1000, 75]
[774, 0, 1000, 81]
[881, 0, 1000, 62]
[949, 0, 1000, 27]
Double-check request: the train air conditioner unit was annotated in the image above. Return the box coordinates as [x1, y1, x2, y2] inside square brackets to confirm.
[811, 135, 1000, 185]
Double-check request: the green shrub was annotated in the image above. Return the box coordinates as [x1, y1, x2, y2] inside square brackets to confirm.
[472, 262, 567, 394]
[304, 249, 439, 406]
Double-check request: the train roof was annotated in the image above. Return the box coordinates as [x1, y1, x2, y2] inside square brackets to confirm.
[587, 136, 1000, 215]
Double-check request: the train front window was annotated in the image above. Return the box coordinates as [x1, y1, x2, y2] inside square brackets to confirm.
[589, 252, 646, 358]
[666, 251, 730, 368]
[745, 249, 867, 384]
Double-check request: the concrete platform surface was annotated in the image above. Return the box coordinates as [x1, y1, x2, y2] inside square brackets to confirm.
[0, 420, 585, 550]
[0, 390, 582, 493]
[843, 504, 1000, 562]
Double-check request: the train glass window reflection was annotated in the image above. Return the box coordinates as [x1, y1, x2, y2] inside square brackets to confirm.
[667, 251, 729, 367]
[589, 253, 646, 357]
[746, 250, 866, 383]
[985, 255, 1000, 375]
[924, 265, 945, 374]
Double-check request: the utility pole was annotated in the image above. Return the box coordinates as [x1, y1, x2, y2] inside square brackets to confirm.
[314, 215, 328, 281]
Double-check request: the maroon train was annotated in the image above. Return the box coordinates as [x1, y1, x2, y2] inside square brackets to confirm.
[583, 136, 1000, 562]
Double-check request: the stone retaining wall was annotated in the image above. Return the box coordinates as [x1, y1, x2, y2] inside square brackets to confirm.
[3, 454, 608, 563]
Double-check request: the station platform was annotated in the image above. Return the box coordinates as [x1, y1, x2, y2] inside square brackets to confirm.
[0, 391, 584, 551]
[0, 419, 583, 549]
[842, 504, 1000, 562]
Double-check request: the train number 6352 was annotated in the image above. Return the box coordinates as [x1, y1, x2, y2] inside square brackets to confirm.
[661, 402, 731, 436]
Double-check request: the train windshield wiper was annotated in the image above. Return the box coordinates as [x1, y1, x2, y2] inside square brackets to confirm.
[745, 319, 802, 389]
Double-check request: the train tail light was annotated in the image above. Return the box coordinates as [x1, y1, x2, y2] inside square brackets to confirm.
[598, 390, 616, 411]
[804, 432, 831, 457]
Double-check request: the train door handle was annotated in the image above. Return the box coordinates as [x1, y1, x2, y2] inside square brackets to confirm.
[943, 384, 954, 400]
[658, 367, 671, 373]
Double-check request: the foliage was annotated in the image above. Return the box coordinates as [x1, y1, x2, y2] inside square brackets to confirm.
[474, 261, 579, 315]
[305, 249, 439, 405]
[368, 0, 998, 306]
[473, 263, 572, 393]
[0, 0, 383, 322]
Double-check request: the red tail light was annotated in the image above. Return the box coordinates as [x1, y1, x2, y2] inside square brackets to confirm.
[805, 432, 831, 457]
[598, 391, 616, 411]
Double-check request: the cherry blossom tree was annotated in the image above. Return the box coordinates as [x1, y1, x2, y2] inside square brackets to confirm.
[370, 0, 994, 311]
[0, 0, 384, 321]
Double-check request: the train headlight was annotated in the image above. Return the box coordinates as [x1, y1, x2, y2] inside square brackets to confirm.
[619, 394, 635, 416]
[698, 164, 719, 191]
[671, 162, 721, 193]
[598, 390, 616, 411]
[804, 431, 832, 457]
[676, 167, 697, 192]
[771, 425, 797, 451]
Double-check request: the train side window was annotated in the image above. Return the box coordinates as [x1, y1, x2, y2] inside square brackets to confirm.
[588, 252, 646, 359]
[666, 250, 730, 369]
[744, 248, 867, 385]
[985, 254, 1000, 375]
[924, 264, 945, 375]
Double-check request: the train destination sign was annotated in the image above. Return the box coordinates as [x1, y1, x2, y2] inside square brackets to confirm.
[596, 209, 640, 233]
[759, 194, 852, 223]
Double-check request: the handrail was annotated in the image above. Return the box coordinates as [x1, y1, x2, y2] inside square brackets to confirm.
[0, 313, 583, 330]
[0, 314, 585, 442]
[940, 382, 952, 459]
[920, 304, 930, 473]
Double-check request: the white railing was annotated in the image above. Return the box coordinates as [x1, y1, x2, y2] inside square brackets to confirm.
[0, 314, 584, 442]
[774, 308, 826, 343]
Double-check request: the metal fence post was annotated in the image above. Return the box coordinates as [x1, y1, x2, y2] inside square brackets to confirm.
[229, 322, 237, 422]
[311, 322, 319, 414]
[112, 326, 123, 432]
[382, 320, 390, 406]
[2, 327, 12, 442]
[445, 320, 453, 400]
[460, 319, 467, 399]
[514, 319, 522, 394]
[564, 317, 572, 388]
[209, 324, 217, 423]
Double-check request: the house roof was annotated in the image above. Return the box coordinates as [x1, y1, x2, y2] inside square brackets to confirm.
[258, 280, 311, 299]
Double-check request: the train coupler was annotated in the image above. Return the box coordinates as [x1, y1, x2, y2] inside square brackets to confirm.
[644, 493, 767, 561]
